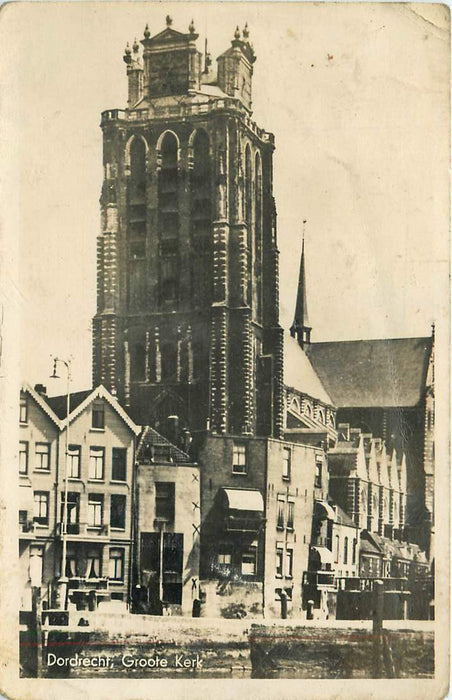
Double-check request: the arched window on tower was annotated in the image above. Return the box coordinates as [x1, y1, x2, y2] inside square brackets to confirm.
[245, 145, 252, 306]
[254, 151, 262, 321]
[131, 342, 146, 381]
[127, 136, 147, 310]
[191, 130, 212, 305]
[159, 132, 179, 306]
[161, 342, 178, 382]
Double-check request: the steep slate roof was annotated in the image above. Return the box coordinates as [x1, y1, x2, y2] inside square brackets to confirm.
[284, 333, 333, 406]
[44, 386, 140, 434]
[46, 390, 92, 420]
[136, 425, 191, 464]
[306, 336, 432, 408]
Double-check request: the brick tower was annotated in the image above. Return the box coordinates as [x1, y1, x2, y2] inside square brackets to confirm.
[93, 17, 284, 442]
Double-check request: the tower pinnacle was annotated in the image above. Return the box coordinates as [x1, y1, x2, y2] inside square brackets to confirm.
[290, 220, 312, 348]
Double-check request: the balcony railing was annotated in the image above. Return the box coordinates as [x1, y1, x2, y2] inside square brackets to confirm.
[224, 515, 263, 533]
[67, 577, 109, 591]
[55, 522, 111, 537]
[302, 570, 337, 589]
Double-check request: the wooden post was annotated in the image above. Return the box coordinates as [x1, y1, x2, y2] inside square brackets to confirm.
[372, 580, 384, 677]
[31, 587, 42, 678]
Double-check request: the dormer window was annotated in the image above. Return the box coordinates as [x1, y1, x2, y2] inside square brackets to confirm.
[92, 402, 105, 430]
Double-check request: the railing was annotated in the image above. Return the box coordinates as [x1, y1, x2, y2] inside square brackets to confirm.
[67, 577, 109, 591]
[224, 515, 263, 532]
[336, 577, 409, 592]
[100, 100, 274, 144]
[55, 522, 111, 537]
[302, 570, 336, 589]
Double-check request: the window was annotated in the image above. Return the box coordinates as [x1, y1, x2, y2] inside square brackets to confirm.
[19, 441, 28, 474]
[109, 548, 124, 581]
[352, 538, 357, 565]
[334, 534, 340, 564]
[85, 549, 101, 579]
[35, 443, 50, 471]
[65, 551, 77, 578]
[232, 443, 247, 475]
[110, 494, 126, 529]
[92, 402, 105, 430]
[67, 445, 81, 479]
[160, 256, 178, 301]
[343, 537, 348, 564]
[20, 394, 28, 423]
[33, 491, 49, 525]
[282, 447, 291, 480]
[155, 482, 175, 522]
[241, 548, 257, 576]
[287, 500, 294, 530]
[318, 409, 325, 424]
[111, 448, 127, 481]
[315, 457, 322, 488]
[61, 492, 80, 532]
[89, 446, 104, 480]
[87, 494, 103, 527]
[286, 549, 294, 578]
[217, 552, 232, 565]
[276, 546, 284, 577]
[277, 495, 285, 529]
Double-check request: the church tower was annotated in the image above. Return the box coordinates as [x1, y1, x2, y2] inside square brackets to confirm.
[93, 17, 284, 441]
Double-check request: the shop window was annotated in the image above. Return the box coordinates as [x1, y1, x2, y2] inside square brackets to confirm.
[112, 448, 127, 481]
[232, 443, 247, 475]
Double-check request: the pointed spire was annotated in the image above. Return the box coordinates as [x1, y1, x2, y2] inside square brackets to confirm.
[234, 26, 241, 40]
[166, 15, 173, 27]
[243, 22, 249, 39]
[189, 19, 195, 34]
[143, 24, 150, 39]
[290, 220, 312, 348]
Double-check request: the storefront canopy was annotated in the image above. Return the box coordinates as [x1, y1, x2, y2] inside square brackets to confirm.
[311, 546, 334, 564]
[222, 488, 264, 512]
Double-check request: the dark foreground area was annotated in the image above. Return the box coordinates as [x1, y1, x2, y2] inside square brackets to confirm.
[21, 616, 434, 680]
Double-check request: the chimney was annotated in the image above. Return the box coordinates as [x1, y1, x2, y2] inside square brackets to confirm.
[337, 423, 350, 441]
[34, 384, 47, 397]
[166, 415, 180, 448]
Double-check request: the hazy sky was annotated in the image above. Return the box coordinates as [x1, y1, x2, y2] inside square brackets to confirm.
[1, 2, 449, 394]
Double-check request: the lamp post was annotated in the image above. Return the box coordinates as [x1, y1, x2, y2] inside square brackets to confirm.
[50, 357, 71, 610]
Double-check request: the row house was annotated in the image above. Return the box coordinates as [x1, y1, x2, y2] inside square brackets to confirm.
[19, 383, 140, 610]
[133, 426, 200, 616]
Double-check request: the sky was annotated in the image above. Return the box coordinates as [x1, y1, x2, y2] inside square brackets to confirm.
[1, 2, 449, 394]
